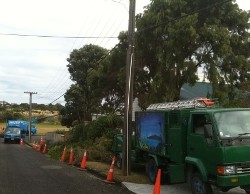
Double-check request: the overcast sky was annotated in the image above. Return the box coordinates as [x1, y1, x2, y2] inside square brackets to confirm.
[0, 0, 249, 105]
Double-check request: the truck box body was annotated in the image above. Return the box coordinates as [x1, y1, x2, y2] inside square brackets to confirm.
[135, 109, 191, 164]
[7, 120, 37, 134]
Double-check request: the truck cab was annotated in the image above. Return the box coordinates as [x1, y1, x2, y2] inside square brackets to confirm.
[4, 126, 21, 143]
[186, 108, 250, 194]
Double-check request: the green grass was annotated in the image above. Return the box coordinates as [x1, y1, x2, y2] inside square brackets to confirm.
[36, 123, 67, 128]
[36, 123, 69, 135]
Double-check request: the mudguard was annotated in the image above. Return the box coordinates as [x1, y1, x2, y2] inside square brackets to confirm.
[185, 156, 207, 182]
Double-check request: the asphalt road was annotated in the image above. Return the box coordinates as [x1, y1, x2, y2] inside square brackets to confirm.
[0, 139, 134, 194]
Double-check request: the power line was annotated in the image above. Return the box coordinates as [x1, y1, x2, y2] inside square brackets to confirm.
[0, 32, 117, 39]
[50, 93, 65, 104]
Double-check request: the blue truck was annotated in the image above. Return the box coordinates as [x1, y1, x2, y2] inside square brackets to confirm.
[4, 120, 37, 143]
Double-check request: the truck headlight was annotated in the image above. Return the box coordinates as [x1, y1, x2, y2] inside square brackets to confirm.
[217, 165, 236, 175]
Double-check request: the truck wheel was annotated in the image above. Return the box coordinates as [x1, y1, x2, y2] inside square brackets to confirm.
[147, 158, 157, 183]
[191, 172, 212, 194]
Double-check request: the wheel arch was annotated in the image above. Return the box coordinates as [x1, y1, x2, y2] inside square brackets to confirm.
[146, 154, 158, 174]
[185, 156, 208, 182]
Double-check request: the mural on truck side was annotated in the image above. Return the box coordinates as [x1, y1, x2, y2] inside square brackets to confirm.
[136, 112, 165, 153]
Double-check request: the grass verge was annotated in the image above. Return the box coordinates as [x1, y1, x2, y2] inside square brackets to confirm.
[86, 161, 151, 184]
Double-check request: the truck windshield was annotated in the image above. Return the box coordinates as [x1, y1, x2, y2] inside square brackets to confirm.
[5, 127, 20, 135]
[214, 110, 250, 139]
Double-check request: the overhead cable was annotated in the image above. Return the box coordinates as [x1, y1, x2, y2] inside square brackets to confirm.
[0, 32, 117, 39]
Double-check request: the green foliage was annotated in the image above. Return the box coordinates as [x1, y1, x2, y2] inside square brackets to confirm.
[47, 143, 66, 160]
[69, 123, 88, 143]
[135, 0, 250, 106]
[69, 114, 122, 142]
[60, 85, 85, 127]
[61, 114, 122, 161]
[0, 110, 23, 122]
[87, 114, 122, 140]
[62, 44, 110, 126]
[87, 136, 114, 161]
[97, 32, 128, 112]
[0, 103, 63, 123]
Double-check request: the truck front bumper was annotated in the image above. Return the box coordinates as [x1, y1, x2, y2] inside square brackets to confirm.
[217, 173, 250, 187]
[4, 135, 21, 141]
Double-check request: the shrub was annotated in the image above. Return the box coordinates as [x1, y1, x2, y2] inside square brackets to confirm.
[48, 114, 123, 163]
[87, 136, 113, 162]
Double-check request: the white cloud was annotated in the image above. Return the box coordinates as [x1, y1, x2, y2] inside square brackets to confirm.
[236, 0, 250, 10]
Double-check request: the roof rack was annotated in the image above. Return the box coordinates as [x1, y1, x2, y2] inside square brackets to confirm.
[146, 98, 215, 110]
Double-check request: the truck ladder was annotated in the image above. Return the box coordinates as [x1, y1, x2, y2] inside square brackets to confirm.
[147, 98, 215, 110]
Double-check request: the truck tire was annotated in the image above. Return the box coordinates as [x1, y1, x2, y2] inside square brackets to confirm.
[147, 158, 157, 183]
[191, 172, 212, 194]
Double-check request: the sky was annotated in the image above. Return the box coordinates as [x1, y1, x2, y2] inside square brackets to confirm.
[0, 0, 249, 105]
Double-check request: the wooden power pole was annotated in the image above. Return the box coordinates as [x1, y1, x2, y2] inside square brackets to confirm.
[123, 0, 136, 176]
[24, 91, 37, 142]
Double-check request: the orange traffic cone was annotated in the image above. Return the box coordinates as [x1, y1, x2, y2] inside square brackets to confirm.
[79, 150, 87, 170]
[68, 147, 74, 165]
[61, 146, 66, 162]
[42, 144, 47, 154]
[104, 156, 116, 183]
[20, 138, 23, 145]
[153, 169, 161, 194]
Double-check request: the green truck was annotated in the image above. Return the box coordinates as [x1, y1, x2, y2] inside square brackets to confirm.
[112, 98, 250, 194]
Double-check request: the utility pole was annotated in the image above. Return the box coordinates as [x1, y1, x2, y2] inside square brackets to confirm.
[123, 0, 136, 176]
[24, 91, 37, 142]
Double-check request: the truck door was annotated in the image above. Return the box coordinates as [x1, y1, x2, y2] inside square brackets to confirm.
[187, 113, 220, 177]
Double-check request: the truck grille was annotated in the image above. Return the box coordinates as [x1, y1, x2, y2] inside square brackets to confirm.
[237, 163, 250, 174]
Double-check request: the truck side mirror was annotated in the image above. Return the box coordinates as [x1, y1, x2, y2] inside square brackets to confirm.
[204, 124, 213, 138]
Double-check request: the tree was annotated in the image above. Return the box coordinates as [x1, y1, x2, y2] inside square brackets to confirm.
[66, 44, 109, 123]
[135, 0, 250, 106]
[61, 84, 85, 127]
[97, 32, 128, 113]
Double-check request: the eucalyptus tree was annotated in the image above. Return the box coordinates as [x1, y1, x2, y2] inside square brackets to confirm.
[135, 0, 250, 106]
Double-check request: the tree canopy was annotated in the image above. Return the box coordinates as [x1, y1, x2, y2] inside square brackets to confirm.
[134, 0, 250, 107]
